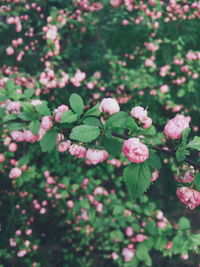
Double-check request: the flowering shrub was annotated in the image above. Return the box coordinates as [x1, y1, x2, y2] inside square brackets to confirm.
[1, 0, 200, 266]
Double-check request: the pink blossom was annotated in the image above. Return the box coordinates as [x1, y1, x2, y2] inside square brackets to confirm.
[125, 227, 134, 237]
[164, 114, 191, 140]
[0, 154, 5, 162]
[151, 171, 159, 182]
[17, 250, 27, 257]
[54, 105, 69, 122]
[41, 116, 53, 130]
[122, 138, 149, 163]
[174, 170, 194, 183]
[135, 234, 148, 242]
[130, 106, 147, 120]
[160, 84, 169, 93]
[99, 98, 120, 115]
[9, 167, 22, 178]
[6, 47, 14, 55]
[122, 248, 134, 262]
[24, 130, 39, 143]
[67, 200, 74, 208]
[86, 149, 109, 165]
[9, 238, 17, 247]
[141, 116, 152, 129]
[110, 0, 122, 8]
[69, 144, 86, 158]
[9, 143, 17, 152]
[11, 131, 25, 142]
[57, 140, 71, 152]
[31, 99, 42, 106]
[165, 241, 172, 249]
[111, 252, 119, 260]
[177, 187, 200, 209]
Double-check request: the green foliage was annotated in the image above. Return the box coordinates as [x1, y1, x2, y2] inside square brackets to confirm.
[39, 129, 57, 152]
[70, 125, 100, 142]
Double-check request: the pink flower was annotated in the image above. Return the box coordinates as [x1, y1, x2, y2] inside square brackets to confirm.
[164, 114, 191, 140]
[17, 250, 27, 257]
[110, 0, 122, 7]
[177, 187, 200, 209]
[125, 227, 134, 237]
[130, 106, 147, 120]
[9, 167, 22, 178]
[0, 154, 5, 162]
[99, 98, 120, 115]
[111, 252, 119, 260]
[135, 234, 148, 242]
[141, 117, 152, 129]
[11, 131, 25, 142]
[54, 105, 69, 122]
[86, 149, 109, 165]
[122, 248, 134, 262]
[57, 140, 71, 152]
[122, 138, 149, 163]
[174, 170, 194, 183]
[165, 241, 172, 249]
[151, 171, 159, 182]
[24, 130, 39, 143]
[160, 84, 169, 93]
[67, 200, 74, 208]
[69, 144, 86, 158]
[6, 47, 15, 55]
[41, 116, 53, 130]
[9, 143, 17, 152]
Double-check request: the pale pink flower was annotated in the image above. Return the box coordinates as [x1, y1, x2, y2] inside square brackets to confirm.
[135, 234, 148, 242]
[9, 143, 17, 152]
[174, 170, 194, 183]
[151, 171, 159, 182]
[122, 138, 149, 163]
[54, 105, 69, 122]
[125, 227, 134, 237]
[111, 252, 119, 260]
[24, 130, 39, 143]
[130, 106, 147, 120]
[6, 47, 14, 55]
[164, 114, 191, 140]
[177, 187, 200, 209]
[17, 250, 27, 257]
[69, 144, 86, 158]
[99, 98, 120, 115]
[57, 140, 71, 152]
[41, 116, 53, 130]
[122, 248, 134, 262]
[9, 167, 22, 178]
[67, 200, 74, 208]
[86, 149, 109, 165]
[0, 154, 5, 162]
[11, 131, 25, 142]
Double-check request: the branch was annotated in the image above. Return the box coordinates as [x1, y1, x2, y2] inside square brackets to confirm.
[112, 132, 200, 170]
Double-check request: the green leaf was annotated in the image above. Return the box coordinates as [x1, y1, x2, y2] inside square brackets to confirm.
[172, 236, 185, 254]
[106, 111, 128, 128]
[29, 120, 40, 135]
[187, 136, 200, 151]
[18, 154, 30, 167]
[24, 88, 35, 99]
[39, 129, 57, 152]
[3, 114, 18, 122]
[147, 151, 161, 170]
[60, 110, 78, 123]
[83, 103, 100, 118]
[194, 172, 200, 191]
[7, 122, 25, 131]
[0, 95, 8, 101]
[18, 112, 33, 121]
[176, 148, 190, 162]
[182, 128, 191, 146]
[100, 136, 122, 156]
[123, 162, 152, 199]
[22, 102, 35, 113]
[110, 230, 124, 241]
[136, 243, 152, 266]
[178, 217, 191, 230]
[83, 117, 102, 127]
[6, 79, 15, 93]
[154, 236, 167, 251]
[0, 107, 6, 118]
[70, 125, 100, 142]
[35, 103, 51, 116]
[69, 93, 84, 114]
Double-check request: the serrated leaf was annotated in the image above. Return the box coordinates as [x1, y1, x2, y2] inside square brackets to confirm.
[24, 88, 35, 99]
[7, 122, 25, 131]
[29, 120, 40, 135]
[100, 136, 122, 156]
[6, 79, 15, 93]
[194, 172, 200, 191]
[106, 111, 128, 128]
[18, 112, 33, 121]
[18, 154, 30, 167]
[187, 136, 200, 151]
[35, 103, 51, 116]
[176, 148, 190, 162]
[60, 110, 78, 123]
[136, 243, 152, 266]
[178, 217, 191, 230]
[3, 114, 18, 122]
[69, 94, 84, 114]
[182, 128, 191, 146]
[70, 125, 100, 142]
[39, 129, 57, 152]
[147, 151, 161, 170]
[123, 162, 152, 199]
[83, 103, 100, 118]
[83, 117, 102, 127]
